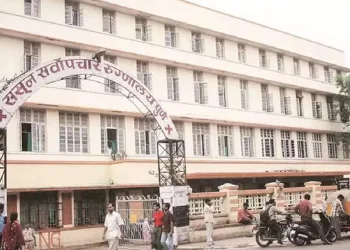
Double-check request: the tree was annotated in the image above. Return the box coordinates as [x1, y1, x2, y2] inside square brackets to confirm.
[335, 74, 350, 156]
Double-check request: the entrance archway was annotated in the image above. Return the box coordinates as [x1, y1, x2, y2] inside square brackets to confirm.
[0, 57, 189, 232]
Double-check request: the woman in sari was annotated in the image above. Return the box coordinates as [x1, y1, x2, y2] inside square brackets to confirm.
[2, 212, 25, 250]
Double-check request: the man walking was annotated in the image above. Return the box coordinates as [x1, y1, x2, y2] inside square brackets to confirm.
[331, 194, 345, 240]
[151, 203, 164, 250]
[161, 203, 174, 250]
[204, 198, 214, 247]
[294, 194, 330, 245]
[103, 203, 125, 250]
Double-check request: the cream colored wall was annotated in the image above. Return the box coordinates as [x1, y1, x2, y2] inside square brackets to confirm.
[106, 0, 344, 66]
[7, 161, 350, 189]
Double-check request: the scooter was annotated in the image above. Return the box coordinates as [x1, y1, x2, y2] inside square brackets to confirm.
[292, 210, 337, 246]
[255, 214, 294, 248]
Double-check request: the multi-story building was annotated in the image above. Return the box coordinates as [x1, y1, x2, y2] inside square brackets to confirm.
[0, 0, 349, 237]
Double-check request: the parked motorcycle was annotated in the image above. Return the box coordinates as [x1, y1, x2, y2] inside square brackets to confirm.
[292, 210, 336, 246]
[255, 214, 294, 248]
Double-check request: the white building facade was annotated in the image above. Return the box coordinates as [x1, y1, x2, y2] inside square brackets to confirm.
[0, 0, 349, 233]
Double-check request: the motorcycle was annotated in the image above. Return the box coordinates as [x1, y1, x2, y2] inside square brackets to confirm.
[340, 213, 350, 233]
[255, 214, 294, 248]
[292, 210, 337, 246]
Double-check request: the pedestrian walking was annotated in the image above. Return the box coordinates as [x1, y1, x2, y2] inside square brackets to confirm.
[142, 218, 151, 245]
[103, 203, 125, 250]
[331, 194, 345, 240]
[2, 212, 25, 250]
[151, 203, 163, 250]
[204, 198, 214, 247]
[161, 203, 174, 250]
[23, 224, 36, 250]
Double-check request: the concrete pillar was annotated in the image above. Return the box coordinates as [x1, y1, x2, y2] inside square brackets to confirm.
[218, 183, 239, 223]
[304, 181, 322, 208]
[266, 182, 285, 211]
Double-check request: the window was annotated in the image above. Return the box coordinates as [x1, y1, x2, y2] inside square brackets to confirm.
[134, 118, 156, 155]
[281, 131, 295, 158]
[277, 54, 284, 72]
[192, 32, 204, 53]
[101, 115, 125, 154]
[217, 125, 234, 157]
[312, 133, 323, 159]
[194, 71, 208, 104]
[240, 127, 254, 157]
[297, 132, 308, 158]
[336, 70, 342, 76]
[137, 61, 152, 90]
[312, 94, 322, 118]
[135, 18, 151, 41]
[238, 44, 246, 63]
[102, 9, 116, 34]
[24, 41, 40, 71]
[65, 1, 83, 27]
[166, 66, 179, 101]
[165, 25, 178, 48]
[261, 129, 275, 157]
[192, 123, 210, 156]
[59, 112, 88, 153]
[324, 67, 333, 83]
[20, 192, 58, 230]
[167, 121, 185, 155]
[296, 91, 303, 117]
[104, 55, 120, 93]
[259, 49, 269, 68]
[24, 0, 40, 17]
[216, 38, 225, 58]
[173, 121, 184, 140]
[327, 96, 337, 121]
[74, 190, 105, 226]
[327, 134, 338, 159]
[240, 80, 249, 110]
[309, 62, 318, 79]
[65, 48, 81, 88]
[218, 76, 227, 107]
[20, 109, 45, 152]
[293, 58, 300, 75]
[261, 84, 274, 112]
[279, 88, 291, 115]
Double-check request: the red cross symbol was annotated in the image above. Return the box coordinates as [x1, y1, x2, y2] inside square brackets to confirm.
[165, 124, 173, 135]
[0, 110, 7, 122]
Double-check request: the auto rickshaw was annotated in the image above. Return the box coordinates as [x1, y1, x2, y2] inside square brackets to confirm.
[325, 190, 350, 233]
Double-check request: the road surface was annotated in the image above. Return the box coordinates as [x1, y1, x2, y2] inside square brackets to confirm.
[246, 240, 349, 249]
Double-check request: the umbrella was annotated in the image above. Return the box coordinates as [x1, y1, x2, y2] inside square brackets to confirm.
[325, 190, 350, 215]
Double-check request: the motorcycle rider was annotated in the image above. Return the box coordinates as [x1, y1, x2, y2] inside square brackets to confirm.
[294, 194, 331, 245]
[266, 199, 287, 247]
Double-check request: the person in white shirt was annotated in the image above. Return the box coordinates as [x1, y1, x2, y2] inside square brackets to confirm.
[103, 203, 125, 250]
[22, 224, 36, 250]
[204, 198, 215, 247]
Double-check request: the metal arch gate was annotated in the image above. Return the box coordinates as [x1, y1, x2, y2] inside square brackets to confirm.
[115, 195, 159, 249]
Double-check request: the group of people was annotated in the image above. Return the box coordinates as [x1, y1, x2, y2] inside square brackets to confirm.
[151, 202, 175, 250]
[0, 204, 36, 250]
[234, 193, 346, 247]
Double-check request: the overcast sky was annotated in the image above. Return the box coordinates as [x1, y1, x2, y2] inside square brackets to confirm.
[189, 0, 350, 68]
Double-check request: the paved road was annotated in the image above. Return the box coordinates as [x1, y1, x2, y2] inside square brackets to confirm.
[246, 240, 349, 249]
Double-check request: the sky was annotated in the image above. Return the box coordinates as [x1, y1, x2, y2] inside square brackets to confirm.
[189, 0, 350, 67]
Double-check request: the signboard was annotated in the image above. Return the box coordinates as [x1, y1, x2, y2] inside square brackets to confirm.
[337, 178, 350, 190]
[0, 57, 179, 140]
